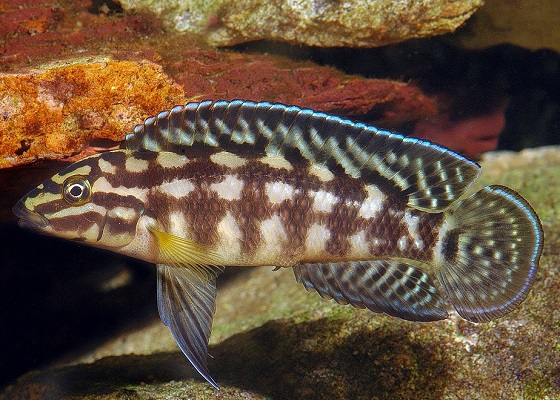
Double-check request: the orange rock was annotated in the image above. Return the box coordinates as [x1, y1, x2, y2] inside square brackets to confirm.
[0, 57, 185, 168]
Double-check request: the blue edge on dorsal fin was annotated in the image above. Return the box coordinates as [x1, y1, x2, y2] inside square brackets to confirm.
[125, 100, 481, 212]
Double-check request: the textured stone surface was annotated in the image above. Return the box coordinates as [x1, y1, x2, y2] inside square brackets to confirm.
[0, 58, 185, 168]
[412, 105, 506, 157]
[116, 0, 484, 47]
[3, 147, 559, 399]
[167, 48, 436, 120]
[0, 0, 160, 67]
[454, 0, 560, 52]
[0, 0, 438, 169]
[0, 51, 436, 169]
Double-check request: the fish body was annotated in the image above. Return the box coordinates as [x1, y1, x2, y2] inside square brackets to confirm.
[14, 100, 544, 389]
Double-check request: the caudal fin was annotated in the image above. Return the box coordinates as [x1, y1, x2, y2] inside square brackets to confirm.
[436, 185, 543, 322]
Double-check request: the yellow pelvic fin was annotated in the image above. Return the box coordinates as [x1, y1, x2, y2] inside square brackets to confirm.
[149, 228, 224, 280]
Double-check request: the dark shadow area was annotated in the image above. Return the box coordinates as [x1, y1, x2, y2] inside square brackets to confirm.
[4, 318, 453, 399]
[0, 223, 249, 391]
[0, 162, 71, 224]
[87, 0, 123, 15]
[3, 352, 198, 399]
[0, 223, 159, 388]
[0, 162, 159, 386]
[213, 319, 453, 399]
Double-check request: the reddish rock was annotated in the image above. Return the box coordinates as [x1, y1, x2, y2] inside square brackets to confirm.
[0, 7, 60, 37]
[0, 0, 437, 169]
[169, 49, 436, 120]
[0, 0, 160, 69]
[413, 105, 506, 158]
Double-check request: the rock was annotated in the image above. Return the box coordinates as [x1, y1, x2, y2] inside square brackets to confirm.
[412, 105, 506, 157]
[3, 146, 560, 399]
[167, 47, 437, 121]
[0, 50, 436, 169]
[454, 0, 560, 52]
[0, 0, 160, 67]
[0, 0, 438, 169]
[116, 0, 484, 47]
[0, 57, 186, 169]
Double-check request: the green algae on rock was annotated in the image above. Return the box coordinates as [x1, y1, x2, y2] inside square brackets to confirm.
[115, 0, 484, 47]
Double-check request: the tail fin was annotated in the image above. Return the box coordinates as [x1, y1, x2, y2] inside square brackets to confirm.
[436, 185, 543, 322]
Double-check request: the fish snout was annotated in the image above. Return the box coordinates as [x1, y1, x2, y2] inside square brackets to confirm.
[13, 198, 50, 229]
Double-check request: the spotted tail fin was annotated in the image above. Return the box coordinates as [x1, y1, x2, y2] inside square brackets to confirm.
[436, 185, 543, 322]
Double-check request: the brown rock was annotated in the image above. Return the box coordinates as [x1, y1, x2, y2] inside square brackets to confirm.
[0, 6, 60, 37]
[413, 105, 506, 158]
[168, 48, 437, 119]
[0, 48, 436, 169]
[0, 0, 161, 68]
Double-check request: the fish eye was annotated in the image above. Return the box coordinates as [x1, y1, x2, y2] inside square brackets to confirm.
[63, 176, 91, 205]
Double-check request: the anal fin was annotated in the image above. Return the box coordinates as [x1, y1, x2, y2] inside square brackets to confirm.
[293, 260, 448, 322]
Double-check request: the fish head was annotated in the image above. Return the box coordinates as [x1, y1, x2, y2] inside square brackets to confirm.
[13, 151, 145, 248]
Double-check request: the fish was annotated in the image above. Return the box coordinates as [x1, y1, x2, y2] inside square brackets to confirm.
[13, 100, 543, 389]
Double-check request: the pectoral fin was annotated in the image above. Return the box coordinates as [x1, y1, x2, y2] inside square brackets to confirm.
[149, 228, 224, 280]
[157, 263, 222, 389]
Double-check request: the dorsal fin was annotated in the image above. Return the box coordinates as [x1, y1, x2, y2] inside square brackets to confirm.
[125, 100, 481, 211]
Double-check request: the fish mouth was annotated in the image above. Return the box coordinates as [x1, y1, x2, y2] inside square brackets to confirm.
[13, 199, 50, 229]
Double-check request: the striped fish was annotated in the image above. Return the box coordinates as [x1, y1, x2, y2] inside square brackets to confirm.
[13, 100, 543, 389]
